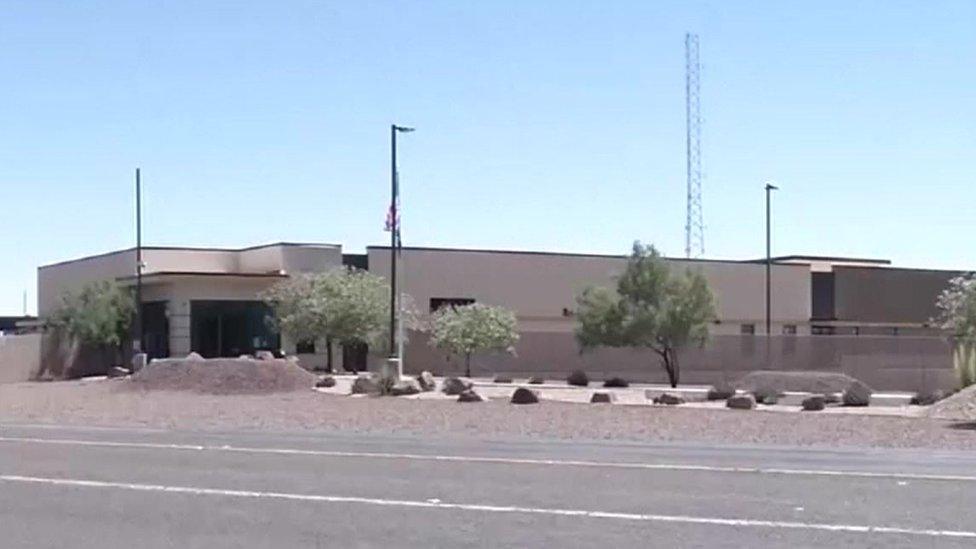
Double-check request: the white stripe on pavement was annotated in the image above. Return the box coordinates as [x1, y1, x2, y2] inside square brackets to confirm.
[2, 435, 975, 483]
[2, 474, 974, 539]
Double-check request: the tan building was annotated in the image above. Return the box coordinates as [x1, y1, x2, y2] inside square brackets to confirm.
[36, 242, 960, 390]
[39, 243, 343, 362]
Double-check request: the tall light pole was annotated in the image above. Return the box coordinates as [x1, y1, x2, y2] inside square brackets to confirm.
[765, 182, 778, 337]
[135, 168, 143, 353]
[389, 124, 414, 375]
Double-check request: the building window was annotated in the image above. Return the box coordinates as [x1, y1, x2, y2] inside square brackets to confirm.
[891, 327, 900, 336]
[853, 326, 860, 336]
[430, 297, 475, 312]
[296, 339, 316, 354]
[740, 324, 756, 335]
[811, 325, 836, 336]
[782, 324, 797, 335]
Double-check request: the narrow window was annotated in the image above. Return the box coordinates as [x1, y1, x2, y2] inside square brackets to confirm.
[740, 323, 756, 335]
[430, 297, 475, 312]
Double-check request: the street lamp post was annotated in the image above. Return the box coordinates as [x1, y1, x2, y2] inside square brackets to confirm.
[135, 168, 143, 354]
[389, 124, 414, 377]
[765, 182, 778, 337]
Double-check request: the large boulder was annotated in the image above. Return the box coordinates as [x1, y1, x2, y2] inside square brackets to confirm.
[726, 394, 756, 410]
[389, 379, 421, 396]
[590, 392, 615, 404]
[442, 377, 472, 396]
[416, 371, 436, 392]
[351, 375, 380, 395]
[842, 380, 872, 407]
[510, 387, 540, 405]
[457, 390, 484, 403]
[315, 375, 336, 388]
[706, 382, 736, 401]
[602, 377, 629, 388]
[801, 395, 826, 411]
[566, 370, 589, 387]
[653, 393, 685, 406]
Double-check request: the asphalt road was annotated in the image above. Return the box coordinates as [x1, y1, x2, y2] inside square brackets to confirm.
[1, 423, 975, 548]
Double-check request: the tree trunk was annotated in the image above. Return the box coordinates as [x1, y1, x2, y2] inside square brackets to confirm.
[662, 346, 679, 388]
[326, 338, 333, 373]
[465, 353, 471, 378]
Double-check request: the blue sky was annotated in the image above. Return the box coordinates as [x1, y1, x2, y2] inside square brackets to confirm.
[1, 1, 974, 314]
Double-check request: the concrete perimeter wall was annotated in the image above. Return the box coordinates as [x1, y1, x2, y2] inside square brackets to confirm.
[404, 333, 955, 393]
[0, 333, 42, 383]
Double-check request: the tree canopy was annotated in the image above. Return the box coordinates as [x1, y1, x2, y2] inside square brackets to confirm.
[575, 242, 716, 387]
[428, 303, 519, 377]
[52, 280, 136, 350]
[935, 273, 976, 387]
[262, 268, 418, 368]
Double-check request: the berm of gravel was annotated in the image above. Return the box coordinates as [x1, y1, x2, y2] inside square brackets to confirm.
[129, 357, 317, 395]
[928, 384, 976, 420]
[736, 370, 866, 394]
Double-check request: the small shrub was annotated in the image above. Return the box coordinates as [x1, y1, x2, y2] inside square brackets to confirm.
[315, 375, 336, 388]
[706, 382, 735, 401]
[510, 387, 540, 404]
[726, 394, 755, 410]
[603, 377, 629, 388]
[910, 390, 947, 406]
[751, 387, 781, 405]
[653, 393, 684, 405]
[801, 395, 826, 411]
[567, 370, 589, 387]
[351, 375, 379, 395]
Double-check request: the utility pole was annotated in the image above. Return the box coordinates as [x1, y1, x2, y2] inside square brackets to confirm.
[685, 32, 704, 258]
[765, 182, 778, 337]
[135, 168, 143, 353]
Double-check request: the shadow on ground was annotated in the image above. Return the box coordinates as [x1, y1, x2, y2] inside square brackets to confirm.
[946, 422, 976, 431]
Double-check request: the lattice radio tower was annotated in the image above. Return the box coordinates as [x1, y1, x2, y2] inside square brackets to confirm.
[684, 32, 704, 258]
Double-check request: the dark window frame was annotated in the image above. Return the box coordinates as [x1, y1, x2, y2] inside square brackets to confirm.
[429, 297, 475, 313]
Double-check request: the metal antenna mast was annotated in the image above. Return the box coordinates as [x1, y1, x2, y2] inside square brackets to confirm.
[685, 32, 704, 258]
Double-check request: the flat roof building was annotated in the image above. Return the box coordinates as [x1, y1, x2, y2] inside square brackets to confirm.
[36, 241, 965, 390]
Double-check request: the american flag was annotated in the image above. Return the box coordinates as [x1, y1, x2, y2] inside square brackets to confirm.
[384, 200, 399, 233]
[385, 170, 401, 233]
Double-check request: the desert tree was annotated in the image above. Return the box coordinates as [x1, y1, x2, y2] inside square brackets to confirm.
[575, 242, 716, 388]
[428, 303, 519, 377]
[51, 280, 136, 367]
[934, 273, 976, 387]
[262, 268, 418, 371]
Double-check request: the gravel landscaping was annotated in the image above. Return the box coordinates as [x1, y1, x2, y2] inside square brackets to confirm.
[2, 378, 975, 450]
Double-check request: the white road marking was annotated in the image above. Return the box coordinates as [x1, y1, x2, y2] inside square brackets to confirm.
[1, 474, 973, 539]
[1, 435, 975, 483]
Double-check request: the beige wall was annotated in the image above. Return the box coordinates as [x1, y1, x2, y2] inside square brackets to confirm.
[0, 333, 42, 383]
[38, 244, 342, 317]
[367, 248, 811, 334]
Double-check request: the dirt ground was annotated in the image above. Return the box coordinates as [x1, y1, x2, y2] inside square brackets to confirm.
[2, 379, 975, 450]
